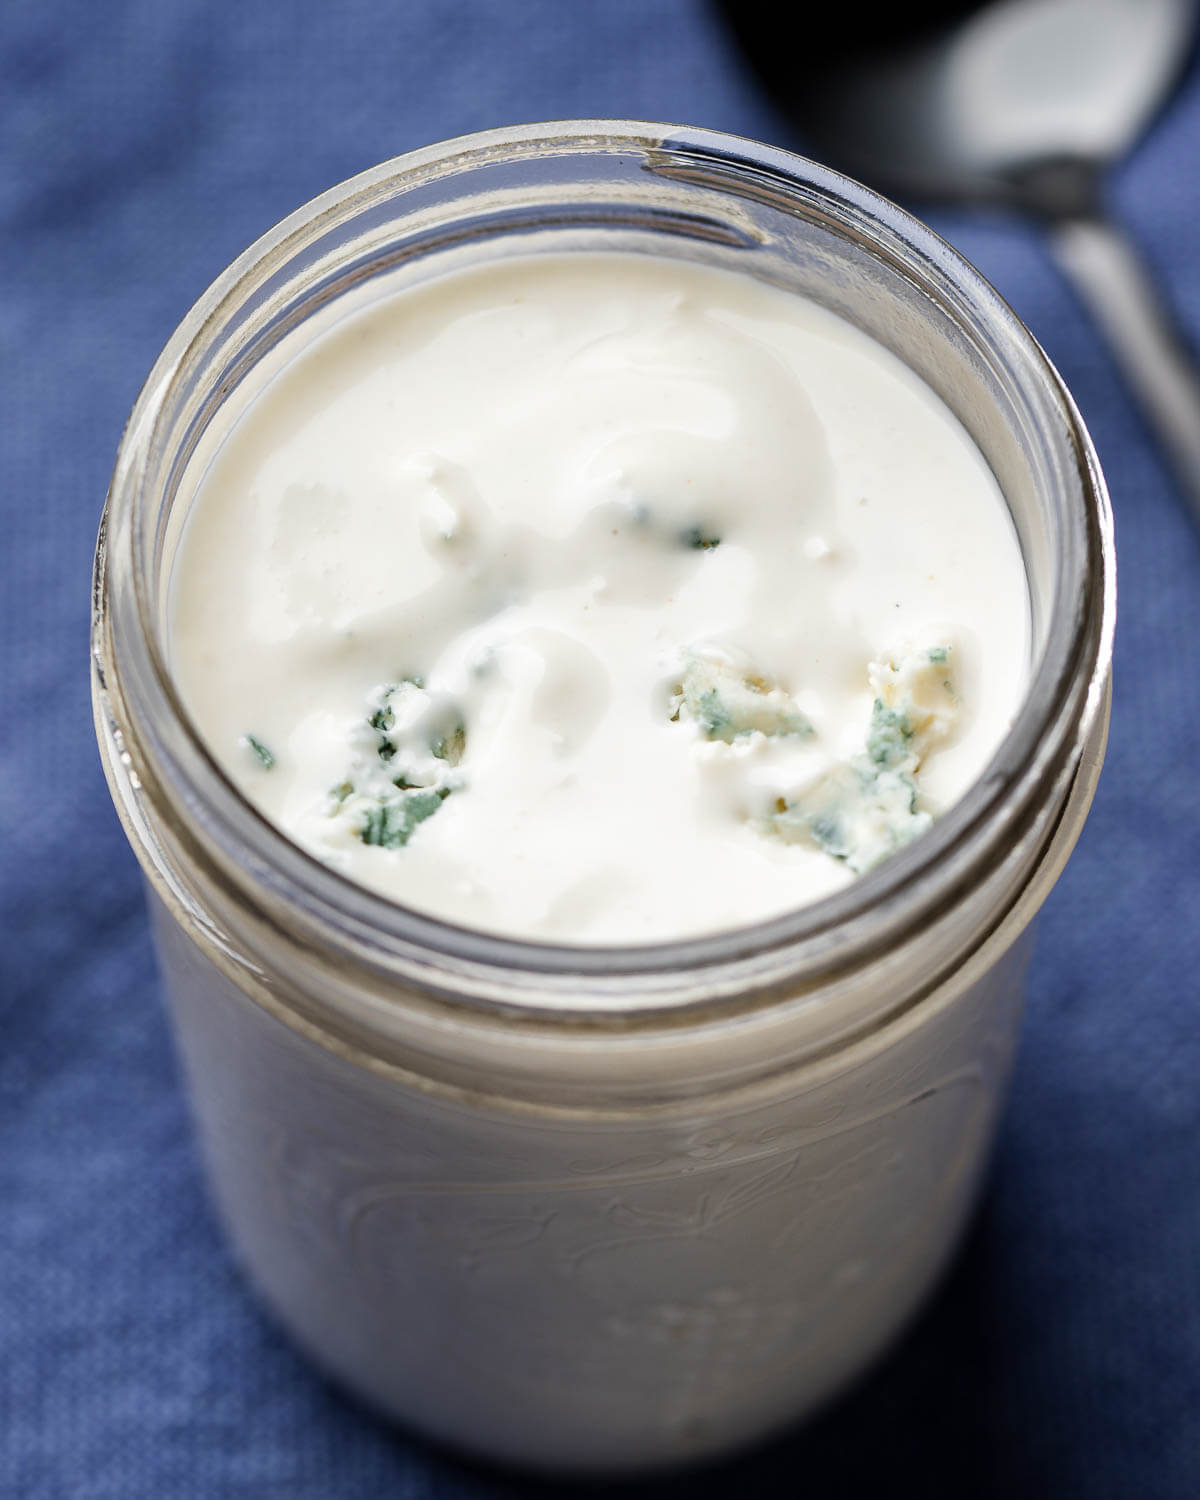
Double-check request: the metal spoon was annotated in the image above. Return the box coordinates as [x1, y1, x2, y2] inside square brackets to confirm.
[718, 0, 1200, 521]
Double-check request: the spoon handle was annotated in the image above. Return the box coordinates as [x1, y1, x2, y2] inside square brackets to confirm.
[1049, 212, 1200, 524]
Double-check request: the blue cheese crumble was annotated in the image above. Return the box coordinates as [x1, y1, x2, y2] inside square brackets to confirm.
[327, 678, 466, 850]
[766, 645, 959, 871]
[670, 642, 959, 874]
[671, 648, 814, 744]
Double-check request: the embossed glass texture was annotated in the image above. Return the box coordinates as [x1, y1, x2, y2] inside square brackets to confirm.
[92, 123, 1114, 1469]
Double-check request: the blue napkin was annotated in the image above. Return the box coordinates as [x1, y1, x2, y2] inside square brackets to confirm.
[2, 2, 1198, 1495]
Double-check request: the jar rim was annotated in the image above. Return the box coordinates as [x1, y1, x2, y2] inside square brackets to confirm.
[94, 119, 1115, 1025]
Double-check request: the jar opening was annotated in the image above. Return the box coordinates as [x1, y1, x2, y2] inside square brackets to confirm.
[94, 121, 1114, 1024]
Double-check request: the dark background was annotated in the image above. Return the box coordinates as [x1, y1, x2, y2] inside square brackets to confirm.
[2, 2, 1198, 1495]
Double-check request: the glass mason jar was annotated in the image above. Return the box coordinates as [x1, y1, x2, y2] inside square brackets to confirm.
[91, 121, 1114, 1474]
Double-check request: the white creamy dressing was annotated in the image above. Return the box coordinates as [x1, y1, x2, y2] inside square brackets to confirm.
[170, 252, 1030, 943]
